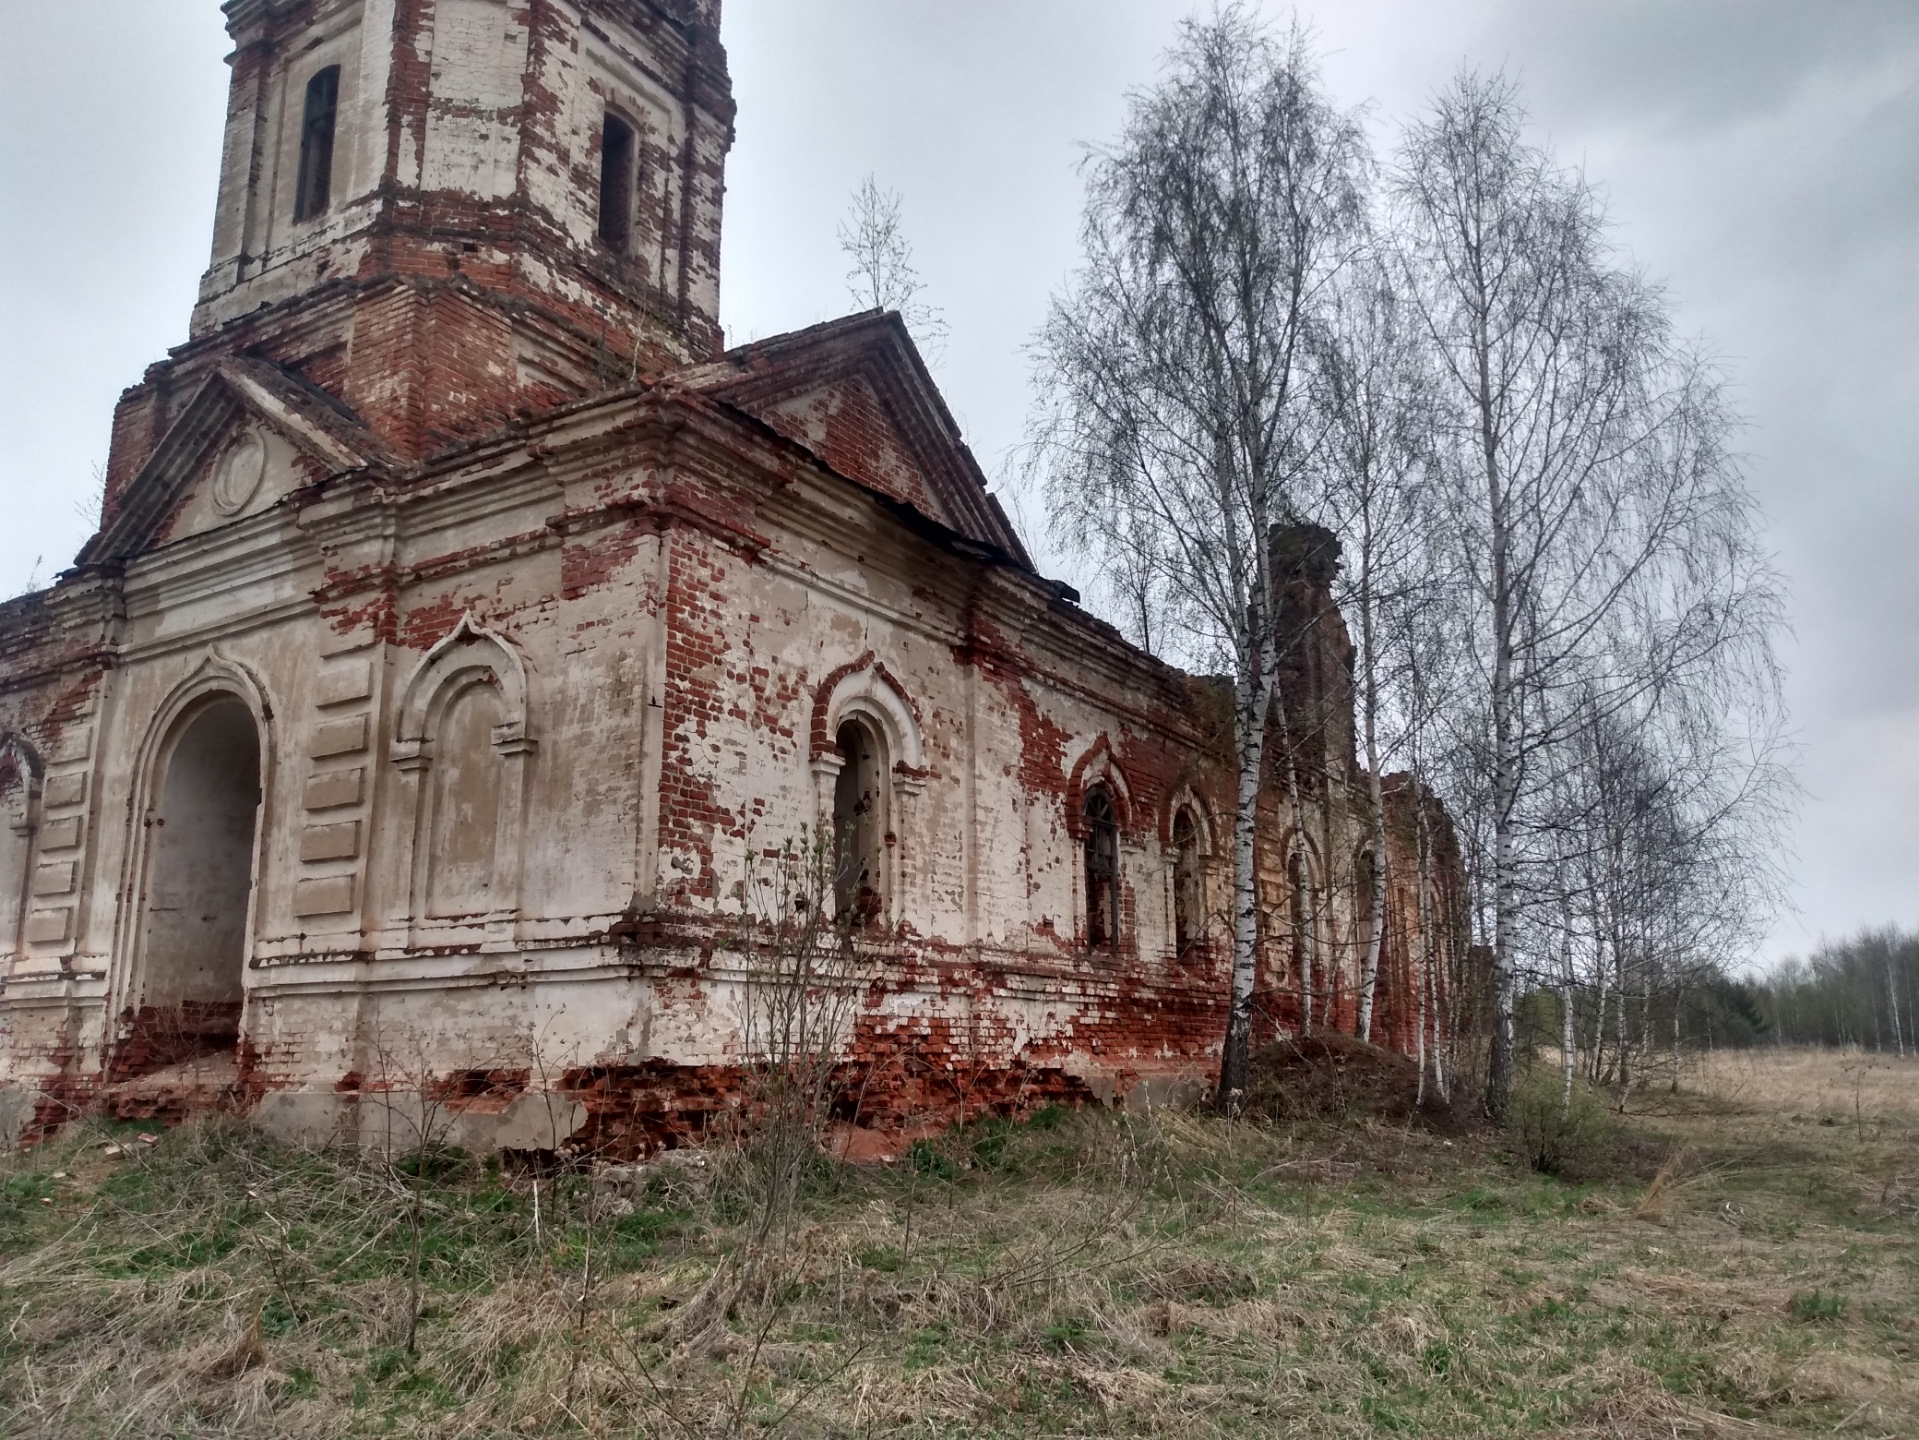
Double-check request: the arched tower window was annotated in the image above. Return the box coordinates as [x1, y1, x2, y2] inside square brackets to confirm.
[1084, 785, 1119, 951]
[1172, 807, 1202, 953]
[295, 66, 341, 221]
[832, 718, 885, 926]
[598, 113, 636, 252]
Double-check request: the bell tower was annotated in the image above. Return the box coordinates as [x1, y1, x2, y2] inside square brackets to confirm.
[103, 0, 732, 507]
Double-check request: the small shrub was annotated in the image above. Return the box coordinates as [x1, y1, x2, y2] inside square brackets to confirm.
[1506, 1072, 1620, 1178]
[1789, 1289, 1845, 1323]
[968, 1118, 1013, 1170]
[3, 1172, 54, 1202]
[907, 1139, 958, 1180]
[1043, 1316, 1092, 1353]
[392, 1143, 470, 1183]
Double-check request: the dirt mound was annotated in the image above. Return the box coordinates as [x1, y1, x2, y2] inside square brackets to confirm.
[1247, 1034, 1457, 1127]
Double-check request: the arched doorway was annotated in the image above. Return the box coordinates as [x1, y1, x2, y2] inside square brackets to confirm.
[136, 696, 262, 1059]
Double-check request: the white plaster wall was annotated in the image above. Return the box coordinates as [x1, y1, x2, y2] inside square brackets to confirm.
[421, 0, 530, 199]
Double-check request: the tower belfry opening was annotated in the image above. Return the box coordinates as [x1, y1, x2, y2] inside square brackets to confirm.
[294, 65, 339, 221]
[599, 113, 637, 252]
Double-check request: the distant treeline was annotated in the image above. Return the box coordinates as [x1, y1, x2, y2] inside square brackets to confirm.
[1516, 927, 1919, 1058]
[1732, 927, 1919, 1053]
[1509, 926, 1919, 1072]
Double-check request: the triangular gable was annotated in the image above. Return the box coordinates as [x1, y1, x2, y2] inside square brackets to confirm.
[80, 359, 396, 565]
[680, 312, 1033, 569]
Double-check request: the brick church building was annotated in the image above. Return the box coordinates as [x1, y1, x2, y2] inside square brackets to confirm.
[0, 0, 1460, 1150]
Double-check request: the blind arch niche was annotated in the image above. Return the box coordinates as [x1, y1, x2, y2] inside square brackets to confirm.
[390, 616, 538, 941]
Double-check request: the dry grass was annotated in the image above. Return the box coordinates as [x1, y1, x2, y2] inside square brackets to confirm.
[0, 1047, 1914, 1438]
[1684, 1046, 1919, 1126]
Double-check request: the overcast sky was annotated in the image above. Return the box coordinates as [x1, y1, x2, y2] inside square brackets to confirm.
[2, 2, 1915, 966]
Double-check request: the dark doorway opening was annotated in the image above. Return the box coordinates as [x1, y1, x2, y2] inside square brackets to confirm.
[125, 698, 262, 1075]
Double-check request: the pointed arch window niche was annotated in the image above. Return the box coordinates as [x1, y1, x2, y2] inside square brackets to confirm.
[810, 658, 927, 933]
[424, 678, 509, 918]
[1288, 845, 1320, 1031]
[831, 718, 885, 927]
[1083, 785, 1120, 952]
[1172, 806, 1202, 954]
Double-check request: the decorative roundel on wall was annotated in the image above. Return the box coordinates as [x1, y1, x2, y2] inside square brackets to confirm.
[211, 431, 268, 516]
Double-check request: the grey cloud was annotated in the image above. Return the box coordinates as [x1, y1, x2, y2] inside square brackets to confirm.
[1482, 0, 1919, 134]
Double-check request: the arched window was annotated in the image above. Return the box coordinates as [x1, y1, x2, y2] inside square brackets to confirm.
[598, 112, 636, 252]
[1172, 807, 1202, 953]
[295, 66, 341, 221]
[832, 718, 885, 926]
[1084, 785, 1119, 951]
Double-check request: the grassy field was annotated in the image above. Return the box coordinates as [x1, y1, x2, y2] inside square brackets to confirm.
[1, 1047, 1914, 1438]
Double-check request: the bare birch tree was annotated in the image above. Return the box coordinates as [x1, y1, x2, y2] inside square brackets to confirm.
[1533, 651, 1788, 1098]
[840, 175, 949, 359]
[1312, 258, 1437, 1042]
[1030, 8, 1366, 1111]
[1392, 71, 1784, 1119]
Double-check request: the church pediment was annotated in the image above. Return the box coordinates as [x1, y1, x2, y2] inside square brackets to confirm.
[683, 313, 1032, 568]
[79, 359, 395, 565]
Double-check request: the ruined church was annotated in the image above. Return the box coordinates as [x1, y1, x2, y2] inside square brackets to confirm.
[0, 0, 1460, 1150]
